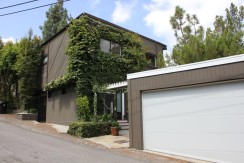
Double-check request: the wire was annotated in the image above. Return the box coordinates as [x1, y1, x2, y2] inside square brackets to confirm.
[0, 0, 38, 10]
[0, 0, 71, 17]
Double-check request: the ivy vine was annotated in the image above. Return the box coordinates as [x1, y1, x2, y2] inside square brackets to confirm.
[45, 15, 147, 113]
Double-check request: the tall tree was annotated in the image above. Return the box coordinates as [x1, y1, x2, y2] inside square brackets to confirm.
[205, 3, 244, 59]
[15, 29, 42, 112]
[169, 3, 244, 65]
[170, 6, 205, 65]
[40, 0, 71, 41]
[0, 41, 19, 111]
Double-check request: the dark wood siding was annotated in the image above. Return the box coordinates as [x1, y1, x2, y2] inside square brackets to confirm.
[141, 37, 163, 56]
[46, 87, 77, 125]
[128, 61, 244, 149]
[42, 30, 69, 87]
[41, 30, 165, 88]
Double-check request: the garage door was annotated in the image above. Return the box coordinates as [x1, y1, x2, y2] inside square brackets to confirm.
[142, 81, 244, 163]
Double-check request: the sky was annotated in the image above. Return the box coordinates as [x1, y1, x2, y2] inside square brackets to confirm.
[0, 0, 243, 53]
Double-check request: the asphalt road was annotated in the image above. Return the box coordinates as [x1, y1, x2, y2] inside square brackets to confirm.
[0, 121, 145, 163]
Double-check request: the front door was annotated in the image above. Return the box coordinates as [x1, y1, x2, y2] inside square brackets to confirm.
[38, 95, 46, 122]
[116, 92, 122, 119]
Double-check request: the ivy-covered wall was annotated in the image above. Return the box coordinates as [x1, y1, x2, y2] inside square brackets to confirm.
[45, 15, 148, 93]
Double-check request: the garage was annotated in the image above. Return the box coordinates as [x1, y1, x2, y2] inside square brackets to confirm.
[142, 81, 244, 163]
[127, 54, 244, 163]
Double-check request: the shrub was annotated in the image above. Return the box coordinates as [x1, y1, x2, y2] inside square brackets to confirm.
[67, 121, 111, 138]
[76, 96, 90, 121]
[91, 113, 114, 122]
[29, 108, 38, 114]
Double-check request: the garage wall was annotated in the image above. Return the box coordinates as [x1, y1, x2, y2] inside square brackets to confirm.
[128, 61, 244, 149]
[46, 87, 77, 125]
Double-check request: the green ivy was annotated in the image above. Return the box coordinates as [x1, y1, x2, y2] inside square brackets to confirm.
[45, 15, 148, 115]
[44, 75, 75, 91]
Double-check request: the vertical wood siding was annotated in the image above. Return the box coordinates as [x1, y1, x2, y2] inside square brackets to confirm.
[128, 62, 244, 149]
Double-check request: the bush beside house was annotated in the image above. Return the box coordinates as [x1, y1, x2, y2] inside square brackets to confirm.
[67, 121, 111, 138]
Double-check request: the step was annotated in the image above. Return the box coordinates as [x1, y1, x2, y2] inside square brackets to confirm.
[118, 122, 129, 126]
[117, 120, 128, 123]
[120, 125, 129, 130]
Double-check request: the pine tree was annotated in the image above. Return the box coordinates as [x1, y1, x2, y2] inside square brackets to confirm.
[40, 0, 71, 41]
[170, 6, 205, 65]
[169, 3, 244, 65]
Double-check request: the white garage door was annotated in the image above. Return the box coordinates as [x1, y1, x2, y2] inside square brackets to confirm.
[142, 81, 244, 163]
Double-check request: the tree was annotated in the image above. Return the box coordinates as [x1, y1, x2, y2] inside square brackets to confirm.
[0, 41, 19, 111]
[40, 0, 71, 41]
[170, 6, 205, 65]
[156, 51, 166, 68]
[205, 3, 244, 59]
[15, 29, 42, 112]
[169, 3, 244, 65]
[0, 37, 4, 50]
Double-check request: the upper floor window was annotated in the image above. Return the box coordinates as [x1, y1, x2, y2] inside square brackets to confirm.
[146, 53, 157, 67]
[100, 39, 121, 55]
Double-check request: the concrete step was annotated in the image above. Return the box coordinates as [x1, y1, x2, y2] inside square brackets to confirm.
[118, 120, 129, 130]
[117, 120, 128, 123]
[120, 125, 129, 130]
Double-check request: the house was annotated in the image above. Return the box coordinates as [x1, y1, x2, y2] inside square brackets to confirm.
[127, 54, 244, 163]
[39, 13, 167, 125]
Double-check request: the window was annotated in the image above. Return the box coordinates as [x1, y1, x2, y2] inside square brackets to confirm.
[100, 39, 121, 55]
[146, 53, 157, 67]
[43, 56, 48, 65]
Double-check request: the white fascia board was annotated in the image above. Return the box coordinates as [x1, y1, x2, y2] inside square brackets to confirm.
[127, 54, 244, 80]
[107, 81, 127, 89]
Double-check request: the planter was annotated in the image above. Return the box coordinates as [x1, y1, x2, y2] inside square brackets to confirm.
[16, 113, 38, 121]
[111, 127, 119, 136]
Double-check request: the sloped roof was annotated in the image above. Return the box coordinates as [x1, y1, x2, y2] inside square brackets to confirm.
[41, 12, 167, 50]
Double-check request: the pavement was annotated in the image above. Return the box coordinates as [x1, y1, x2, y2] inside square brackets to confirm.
[0, 119, 145, 163]
[0, 114, 129, 149]
[0, 114, 193, 163]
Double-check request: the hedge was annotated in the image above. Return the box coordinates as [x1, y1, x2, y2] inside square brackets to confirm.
[67, 121, 111, 138]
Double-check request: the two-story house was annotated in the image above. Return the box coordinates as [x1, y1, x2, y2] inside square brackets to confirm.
[39, 13, 166, 125]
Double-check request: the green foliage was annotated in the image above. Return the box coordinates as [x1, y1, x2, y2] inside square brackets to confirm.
[44, 75, 75, 91]
[40, 0, 71, 41]
[0, 37, 3, 50]
[67, 121, 111, 138]
[170, 3, 244, 65]
[0, 41, 19, 111]
[111, 121, 120, 129]
[91, 113, 114, 122]
[15, 29, 42, 111]
[76, 96, 90, 121]
[29, 108, 38, 114]
[66, 16, 147, 112]
[156, 51, 166, 68]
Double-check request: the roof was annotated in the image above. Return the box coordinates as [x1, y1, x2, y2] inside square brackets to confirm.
[127, 54, 244, 80]
[107, 81, 127, 90]
[41, 13, 167, 50]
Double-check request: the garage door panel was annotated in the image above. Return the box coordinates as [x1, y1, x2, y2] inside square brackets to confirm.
[142, 81, 244, 163]
[144, 132, 243, 150]
[144, 116, 244, 133]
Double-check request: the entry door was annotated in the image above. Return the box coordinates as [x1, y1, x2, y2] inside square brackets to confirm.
[142, 81, 244, 163]
[116, 92, 122, 119]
